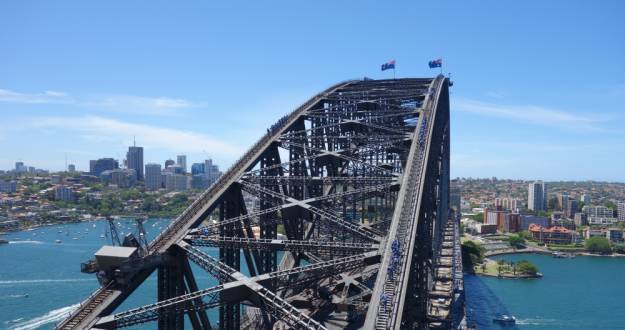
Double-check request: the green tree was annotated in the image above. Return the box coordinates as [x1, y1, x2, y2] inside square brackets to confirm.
[142, 196, 161, 213]
[585, 236, 612, 254]
[470, 213, 484, 223]
[605, 201, 617, 212]
[516, 260, 538, 275]
[508, 234, 526, 249]
[461, 241, 485, 271]
[613, 244, 625, 254]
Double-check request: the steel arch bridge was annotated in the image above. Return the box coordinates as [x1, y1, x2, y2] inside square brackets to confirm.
[56, 75, 464, 330]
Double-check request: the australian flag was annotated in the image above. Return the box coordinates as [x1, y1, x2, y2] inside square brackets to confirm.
[428, 58, 442, 68]
[381, 60, 396, 71]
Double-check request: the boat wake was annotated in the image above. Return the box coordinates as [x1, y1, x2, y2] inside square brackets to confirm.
[8, 303, 79, 330]
[0, 278, 95, 285]
[8, 241, 44, 245]
[516, 317, 559, 325]
[0, 294, 29, 300]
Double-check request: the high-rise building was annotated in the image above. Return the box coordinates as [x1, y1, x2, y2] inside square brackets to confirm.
[89, 158, 119, 176]
[68, 164, 76, 172]
[112, 169, 137, 188]
[127, 145, 144, 180]
[494, 197, 522, 212]
[165, 173, 189, 191]
[54, 185, 75, 201]
[617, 201, 625, 222]
[163, 165, 184, 174]
[165, 159, 175, 169]
[177, 155, 187, 173]
[0, 180, 17, 193]
[15, 162, 27, 173]
[191, 163, 205, 175]
[574, 213, 588, 227]
[145, 163, 162, 191]
[557, 193, 569, 211]
[528, 181, 547, 212]
[204, 159, 222, 185]
[564, 199, 578, 219]
[580, 194, 591, 204]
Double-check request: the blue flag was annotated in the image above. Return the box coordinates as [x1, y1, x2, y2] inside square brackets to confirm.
[381, 60, 396, 71]
[428, 59, 442, 68]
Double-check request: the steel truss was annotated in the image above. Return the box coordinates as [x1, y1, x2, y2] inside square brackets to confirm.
[57, 76, 455, 330]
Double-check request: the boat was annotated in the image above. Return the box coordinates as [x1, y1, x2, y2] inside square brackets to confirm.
[93, 224, 97, 228]
[553, 252, 575, 259]
[72, 237, 79, 240]
[55, 239, 62, 244]
[493, 314, 516, 325]
[0, 239, 8, 244]
[100, 234, 105, 239]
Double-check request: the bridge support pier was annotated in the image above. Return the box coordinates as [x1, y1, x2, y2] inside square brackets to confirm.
[158, 249, 185, 330]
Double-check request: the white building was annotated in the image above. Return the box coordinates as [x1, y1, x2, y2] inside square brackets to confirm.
[588, 217, 619, 226]
[165, 174, 189, 191]
[618, 201, 625, 222]
[582, 205, 614, 218]
[528, 181, 547, 212]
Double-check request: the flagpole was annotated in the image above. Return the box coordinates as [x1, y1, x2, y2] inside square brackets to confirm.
[440, 57, 443, 75]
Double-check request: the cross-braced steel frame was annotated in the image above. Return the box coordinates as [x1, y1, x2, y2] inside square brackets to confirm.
[56, 76, 455, 330]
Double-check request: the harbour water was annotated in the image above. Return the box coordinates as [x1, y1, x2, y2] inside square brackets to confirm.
[2, 221, 625, 329]
[0, 219, 222, 330]
[465, 254, 625, 329]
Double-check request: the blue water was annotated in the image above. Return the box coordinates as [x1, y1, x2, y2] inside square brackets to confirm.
[465, 254, 625, 329]
[0, 219, 226, 330]
[3, 223, 625, 330]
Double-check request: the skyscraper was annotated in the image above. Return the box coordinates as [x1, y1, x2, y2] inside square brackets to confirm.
[191, 162, 205, 175]
[145, 163, 162, 191]
[177, 155, 187, 173]
[204, 159, 222, 184]
[127, 145, 144, 180]
[528, 181, 547, 212]
[15, 162, 27, 173]
[89, 158, 119, 176]
[618, 201, 625, 222]
[165, 159, 175, 169]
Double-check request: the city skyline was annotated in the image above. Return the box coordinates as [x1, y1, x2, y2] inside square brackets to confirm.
[2, 1, 625, 181]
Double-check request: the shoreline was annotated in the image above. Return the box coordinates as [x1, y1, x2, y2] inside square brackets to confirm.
[474, 271, 542, 279]
[1, 216, 173, 235]
[486, 248, 625, 259]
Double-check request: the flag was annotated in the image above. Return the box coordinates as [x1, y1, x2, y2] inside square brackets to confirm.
[428, 58, 442, 68]
[381, 60, 396, 71]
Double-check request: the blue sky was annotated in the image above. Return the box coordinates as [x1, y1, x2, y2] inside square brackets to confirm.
[1, 1, 624, 181]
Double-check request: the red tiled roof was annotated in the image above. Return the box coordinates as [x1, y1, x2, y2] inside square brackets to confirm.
[528, 224, 571, 234]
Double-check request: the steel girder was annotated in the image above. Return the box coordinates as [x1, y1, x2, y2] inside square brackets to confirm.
[57, 77, 454, 330]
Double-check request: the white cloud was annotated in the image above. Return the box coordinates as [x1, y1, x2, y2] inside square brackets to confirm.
[0, 88, 74, 104]
[85, 95, 206, 114]
[29, 116, 243, 157]
[0, 87, 205, 115]
[453, 98, 609, 131]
